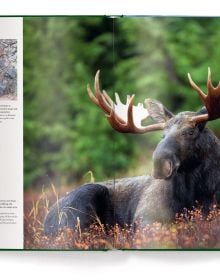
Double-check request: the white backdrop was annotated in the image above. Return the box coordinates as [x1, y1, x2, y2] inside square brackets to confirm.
[0, 1, 220, 279]
[0, 251, 220, 280]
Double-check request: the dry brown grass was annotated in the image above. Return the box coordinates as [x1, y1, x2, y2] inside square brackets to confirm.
[24, 186, 220, 250]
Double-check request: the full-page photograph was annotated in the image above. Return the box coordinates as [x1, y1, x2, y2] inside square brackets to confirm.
[1, 16, 220, 250]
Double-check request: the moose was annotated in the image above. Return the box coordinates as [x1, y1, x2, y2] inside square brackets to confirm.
[44, 68, 220, 236]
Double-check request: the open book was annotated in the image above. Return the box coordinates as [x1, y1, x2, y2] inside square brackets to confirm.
[1, 16, 220, 250]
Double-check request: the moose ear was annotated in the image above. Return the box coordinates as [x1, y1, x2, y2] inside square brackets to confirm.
[145, 98, 174, 123]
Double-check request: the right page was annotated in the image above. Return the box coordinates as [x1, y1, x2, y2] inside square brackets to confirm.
[111, 16, 220, 249]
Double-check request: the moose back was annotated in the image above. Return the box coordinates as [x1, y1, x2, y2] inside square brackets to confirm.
[44, 69, 220, 235]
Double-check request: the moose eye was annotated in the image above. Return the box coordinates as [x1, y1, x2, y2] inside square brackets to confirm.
[182, 129, 194, 136]
[188, 129, 194, 135]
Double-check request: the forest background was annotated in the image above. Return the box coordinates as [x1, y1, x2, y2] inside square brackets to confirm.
[23, 16, 220, 189]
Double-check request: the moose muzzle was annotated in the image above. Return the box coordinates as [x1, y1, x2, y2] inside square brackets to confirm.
[152, 137, 180, 180]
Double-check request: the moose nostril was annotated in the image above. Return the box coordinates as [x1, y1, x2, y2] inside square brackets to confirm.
[163, 160, 173, 177]
[153, 159, 173, 179]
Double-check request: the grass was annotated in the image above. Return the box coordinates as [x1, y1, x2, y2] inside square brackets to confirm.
[24, 185, 220, 250]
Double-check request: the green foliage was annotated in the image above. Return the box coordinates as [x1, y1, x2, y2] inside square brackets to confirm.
[24, 17, 135, 188]
[24, 16, 220, 188]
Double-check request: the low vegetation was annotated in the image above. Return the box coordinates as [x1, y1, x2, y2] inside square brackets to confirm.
[24, 185, 220, 250]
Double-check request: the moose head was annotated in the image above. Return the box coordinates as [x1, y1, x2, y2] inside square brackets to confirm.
[87, 68, 220, 180]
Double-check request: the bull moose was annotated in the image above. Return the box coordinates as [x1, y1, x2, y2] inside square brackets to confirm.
[44, 68, 220, 236]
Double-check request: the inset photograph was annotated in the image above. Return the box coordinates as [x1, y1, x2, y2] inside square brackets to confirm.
[0, 39, 17, 100]
[23, 17, 220, 250]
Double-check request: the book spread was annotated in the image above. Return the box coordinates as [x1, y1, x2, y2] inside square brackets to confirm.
[0, 16, 220, 250]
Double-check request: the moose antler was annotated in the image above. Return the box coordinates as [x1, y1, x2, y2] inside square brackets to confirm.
[188, 67, 220, 123]
[87, 69, 220, 133]
[87, 70, 165, 133]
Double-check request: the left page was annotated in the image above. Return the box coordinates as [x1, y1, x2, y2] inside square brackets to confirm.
[0, 18, 23, 249]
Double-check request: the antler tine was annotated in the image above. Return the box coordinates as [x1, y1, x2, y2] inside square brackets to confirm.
[188, 68, 220, 123]
[87, 70, 127, 124]
[187, 73, 207, 102]
[87, 70, 119, 117]
[94, 70, 112, 114]
[206, 67, 220, 120]
[207, 67, 220, 94]
[103, 90, 114, 107]
[87, 84, 99, 106]
[207, 66, 213, 93]
[127, 95, 137, 130]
